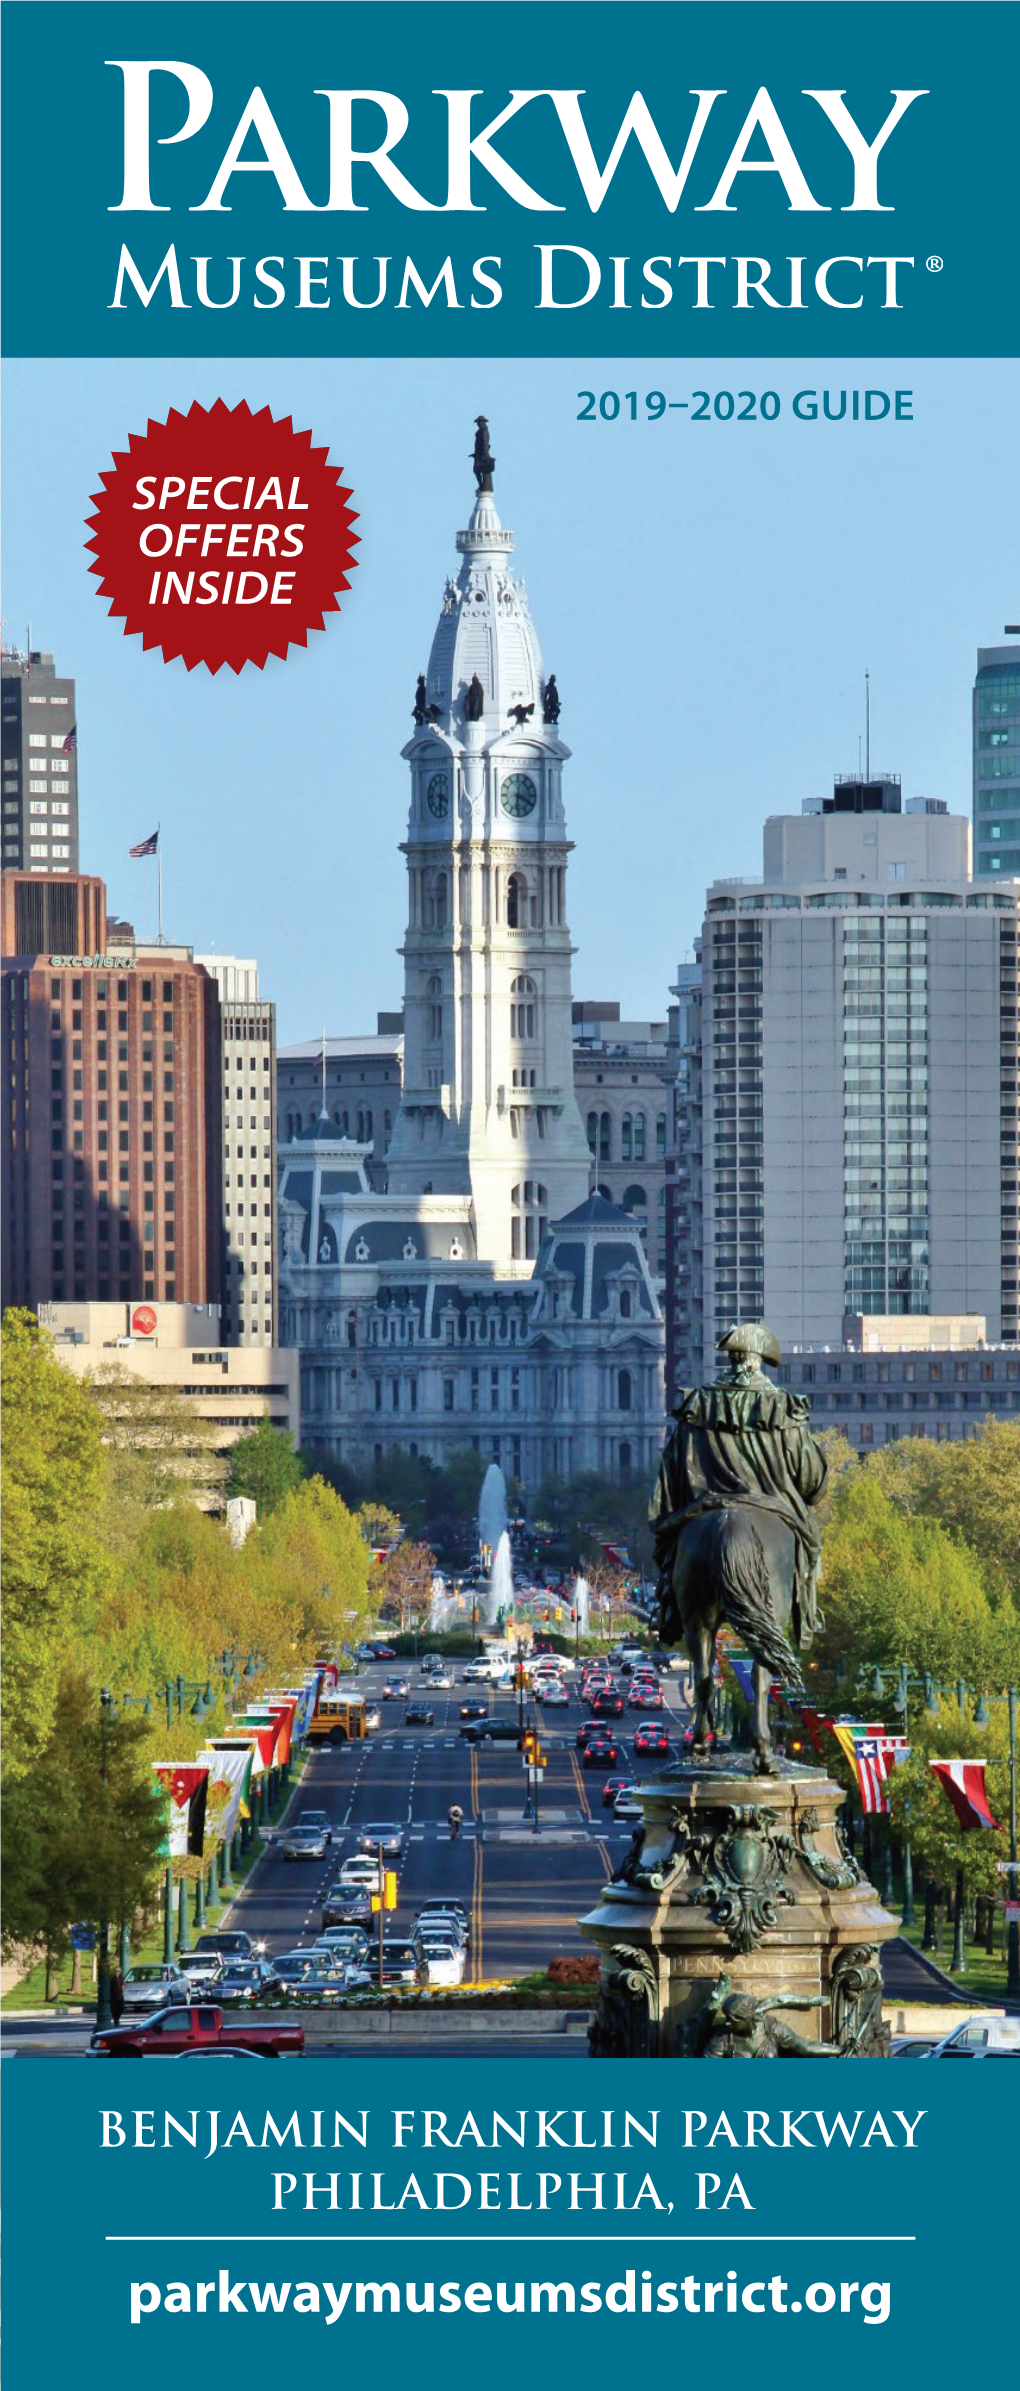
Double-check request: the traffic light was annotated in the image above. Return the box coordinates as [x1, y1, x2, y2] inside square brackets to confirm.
[522, 1729, 538, 1766]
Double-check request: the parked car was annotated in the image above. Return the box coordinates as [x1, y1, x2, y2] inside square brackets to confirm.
[120, 1964, 190, 2013]
[282, 1824, 330, 1861]
[297, 1809, 334, 1843]
[404, 1702, 435, 1726]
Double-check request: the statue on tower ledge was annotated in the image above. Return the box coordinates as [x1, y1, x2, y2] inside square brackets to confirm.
[464, 672, 485, 721]
[472, 416, 496, 492]
[412, 672, 428, 726]
[543, 674, 561, 724]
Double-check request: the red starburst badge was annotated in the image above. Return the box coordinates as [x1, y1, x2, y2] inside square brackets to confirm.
[85, 400, 359, 674]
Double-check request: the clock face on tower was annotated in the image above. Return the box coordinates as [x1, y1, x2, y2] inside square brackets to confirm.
[501, 772, 538, 819]
[426, 771, 450, 819]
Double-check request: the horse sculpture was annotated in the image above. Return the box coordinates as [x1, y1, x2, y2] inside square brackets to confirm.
[650, 1324, 828, 1774]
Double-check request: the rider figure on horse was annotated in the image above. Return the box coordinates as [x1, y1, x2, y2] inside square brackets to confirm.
[649, 1322, 828, 1766]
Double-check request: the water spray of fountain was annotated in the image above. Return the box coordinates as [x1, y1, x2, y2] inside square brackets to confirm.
[477, 1463, 512, 1627]
[573, 1574, 591, 1640]
[428, 1571, 453, 1634]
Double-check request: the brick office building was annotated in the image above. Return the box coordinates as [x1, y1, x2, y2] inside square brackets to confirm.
[2, 870, 222, 1310]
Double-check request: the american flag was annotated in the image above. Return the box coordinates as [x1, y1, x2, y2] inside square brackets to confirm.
[62, 724, 77, 755]
[129, 829, 159, 858]
[853, 1732, 909, 1815]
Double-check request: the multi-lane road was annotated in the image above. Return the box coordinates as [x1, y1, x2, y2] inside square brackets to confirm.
[233, 1656, 684, 1978]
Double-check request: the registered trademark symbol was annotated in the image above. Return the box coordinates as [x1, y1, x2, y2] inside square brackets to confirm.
[926, 255, 944, 272]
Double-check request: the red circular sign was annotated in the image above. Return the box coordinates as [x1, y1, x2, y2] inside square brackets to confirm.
[85, 400, 359, 674]
[131, 1305, 158, 1336]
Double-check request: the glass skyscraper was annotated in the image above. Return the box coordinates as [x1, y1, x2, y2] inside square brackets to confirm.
[974, 642, 1020, 876]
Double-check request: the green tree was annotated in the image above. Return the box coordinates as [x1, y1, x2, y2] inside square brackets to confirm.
[1, 1311, 110, 1780]
[812, 1467, 996, 1699]
[870, 1422, 1020, 1607]
[226, 1418, 306, 1517]
[1, 1670, 166, 1969]
[87, 1363, 226, 1513]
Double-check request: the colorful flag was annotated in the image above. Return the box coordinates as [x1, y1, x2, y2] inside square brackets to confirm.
[799, 1706, 826, 1758]
[929, 1758, 1001, 1833]
[129, 829, 159, 857]
[197, 1745, 251, 1844]
[152, 1762, 209, 1856]
[62, 724, 77, 754]
[726, 1652, 756, 1704]
[852, 1732, 909, 1815]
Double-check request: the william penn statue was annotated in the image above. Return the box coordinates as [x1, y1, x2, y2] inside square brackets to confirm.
[650, 1323, 828, 1770]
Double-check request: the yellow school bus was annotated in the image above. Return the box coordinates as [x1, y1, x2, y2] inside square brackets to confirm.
[305, 1693, 367, 1746]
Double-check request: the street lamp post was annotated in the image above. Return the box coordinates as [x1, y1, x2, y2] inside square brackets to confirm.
[95, 1687, 115, 2031]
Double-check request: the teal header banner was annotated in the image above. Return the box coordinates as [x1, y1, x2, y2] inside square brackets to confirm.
[1, 1, 1016, 357]
[3, 2060, 1018, 2375]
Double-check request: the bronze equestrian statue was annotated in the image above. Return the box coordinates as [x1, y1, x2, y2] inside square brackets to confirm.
[650, 1323, 827, 1773]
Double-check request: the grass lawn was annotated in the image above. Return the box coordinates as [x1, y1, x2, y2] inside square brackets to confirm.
[1, 1759, 307, 2012]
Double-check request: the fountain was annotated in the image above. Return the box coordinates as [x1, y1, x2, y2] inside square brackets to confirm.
[428, 1571, 453, 1633]
[487, 1530, 514, 1628]
[477, 1461, 507, 1558]
[573, 1574, 591, 1638]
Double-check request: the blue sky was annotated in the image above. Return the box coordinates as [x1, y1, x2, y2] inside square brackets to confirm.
[2, 356, 1017, 1042]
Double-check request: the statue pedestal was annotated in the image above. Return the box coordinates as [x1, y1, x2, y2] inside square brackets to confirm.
[580, 1754, 898, 2057]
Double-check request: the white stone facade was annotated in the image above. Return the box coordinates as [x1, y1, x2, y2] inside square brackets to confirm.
[277, 438, 665, 1488]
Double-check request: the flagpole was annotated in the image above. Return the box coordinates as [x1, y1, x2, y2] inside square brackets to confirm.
[157, 826, 164, 944]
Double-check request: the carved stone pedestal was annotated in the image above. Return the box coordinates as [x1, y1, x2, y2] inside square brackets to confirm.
[580, 1755, 897, 2058]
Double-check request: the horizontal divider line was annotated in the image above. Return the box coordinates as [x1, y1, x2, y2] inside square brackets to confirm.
[106, 2234, 917, 2244]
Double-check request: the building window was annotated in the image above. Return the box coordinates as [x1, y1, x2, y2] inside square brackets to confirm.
[511, 1179, 548, 1261]
[510, 975, 537, 1040]
[618, 1368, 632, 1412]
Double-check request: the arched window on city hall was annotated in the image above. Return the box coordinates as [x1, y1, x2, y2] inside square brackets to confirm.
[511, 1179, 547, 1261]
[623, 1183, 649, 1239]
[426, 973, 443, 1042]
[510, 974, 537, 1040]
[618, 1367, 633, 1412]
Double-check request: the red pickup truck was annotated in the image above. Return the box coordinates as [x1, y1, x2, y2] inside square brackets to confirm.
[89, 2003, 304, 2058]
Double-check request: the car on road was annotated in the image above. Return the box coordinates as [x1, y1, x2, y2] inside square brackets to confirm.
[628, 1682, 663, 1709]
[460, 1698, 489, 1720]
[536, 1682, 569, 1707]
[369, 1645, 397, 1660]
[592, 1692, 624, 1718]
[415, 1902, 471, 1950]
[461, 1660, 494, 1683]
[364, 1706, 382, 1732]
[120, 1964, 190, 2012]
[418, 1939, 466, 1988]
[426, 1671, 454, 1690]
[217, 1961, 269, 2006]
[404, 1702, 435, 1726]
[460, 1718, 522, 1744]
[634, 1722, 671, 1756]
[357, 1824, 404, 1858]
[368, 1941, 427, 1987]
[614, 1794, 643, 1825]
[927, 2017, 1020, 2058]
[282, 1824, 330, 1861]
[682, 1726, 715, 1750]
[195, 1930, 260, 1960]
[601, 1775, 632, 1808]
[271, 1967, 358, 2006]
[321, 1886, 373, 1928]
[89, 2004, 305, 2058]
[297, 1809, 334, 1843]
[176, 1950, 225, 1989]
[583, 1736, 620, 1767]
[314, 1927, 372, 1964]
[382, 1678, 411, 1700]
[338, 1854, 385, 1886]
[576, 1720, 610, 1748]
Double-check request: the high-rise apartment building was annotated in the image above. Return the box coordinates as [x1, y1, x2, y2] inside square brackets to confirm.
[195, 954, 277, 1348]
[973, 641, 1020, 878]
[572, 1000, 675, 1277]
[2, 875, 222, 1311]
[668, 777, 1020, 1395]
[1, 648, 80, 875]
